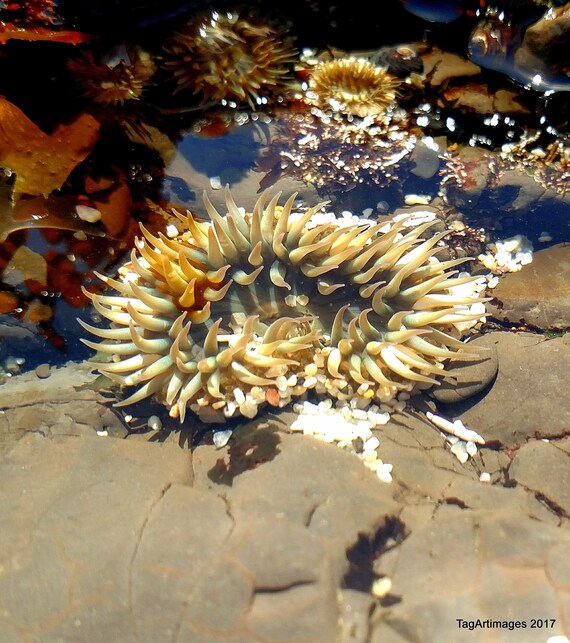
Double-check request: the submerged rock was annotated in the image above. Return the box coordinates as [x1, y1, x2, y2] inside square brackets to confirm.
[487, 243, 570, 329]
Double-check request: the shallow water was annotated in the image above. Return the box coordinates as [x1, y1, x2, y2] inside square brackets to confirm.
[0, 0, 568, 388]
[1, 4, 570, 639]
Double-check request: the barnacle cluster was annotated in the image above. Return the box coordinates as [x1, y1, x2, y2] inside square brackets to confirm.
[265, 112, 417, 191]
[306, 58, 401, 118]
[161, 10, 298, 107]
[67, 44, 156, 105]
[502, 132, 570, 197]
[81, 190, 486, 424]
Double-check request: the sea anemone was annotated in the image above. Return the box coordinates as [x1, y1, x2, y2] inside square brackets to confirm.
[80, 190, 486, 423]
[307, 58, 401, 118]
[161, 10, 298, 107]
[67, 44, 156, 105]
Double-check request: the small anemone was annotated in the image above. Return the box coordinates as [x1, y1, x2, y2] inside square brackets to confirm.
[307, 58, 401, 117]
[80, 190, 486, 423]
[67, 44, 156, 105]
[161, 10, 298, 108]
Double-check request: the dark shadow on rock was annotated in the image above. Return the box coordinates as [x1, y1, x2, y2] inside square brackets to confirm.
[435, 380, 497, 418]
[208, 422, 282, 487]
[343, 516, 408, 594]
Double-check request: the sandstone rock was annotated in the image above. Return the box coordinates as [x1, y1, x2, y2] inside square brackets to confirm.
[515, 3, 570, 73]
[487, 243, 570, 329]
[431, 333, 499, 403]
[509, 439, 570, 517]
[0, 360, 569, 641]
[0, 433, 191, 641]
[0, 361, 128, 452]
[439, 332, 570, 446]
[370, 508, 570, 643]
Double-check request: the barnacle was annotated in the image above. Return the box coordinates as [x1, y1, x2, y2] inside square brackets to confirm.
[81, 190, 486, 423]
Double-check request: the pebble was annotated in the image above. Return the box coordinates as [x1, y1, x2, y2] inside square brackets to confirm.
[449, 440, 469, 463]
[4, 356, 25, 374]
[209, 176, 222, 190]
[538, 231, 553, 243]
[371, 577, 392, 599]
[35, 363, 51, 379]
[76, 205, 102, 223]
[147, 415, 162, 431]
[166, 224, 179, 238]
[404, 194, 431, 205]
[213, 429, 232, 448]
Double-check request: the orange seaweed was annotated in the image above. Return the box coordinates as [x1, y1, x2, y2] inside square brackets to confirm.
[0, 96, 100, 198]
[0, 26, 91, 44]
[0, 291, 18, 313]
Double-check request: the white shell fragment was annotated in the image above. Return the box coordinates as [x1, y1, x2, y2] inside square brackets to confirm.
[147, 415, 162, 431]
[213, 429, 233, 448]
[426, 411, 485, 445]
[208, 175, 222, 190]
[76, 205, 102, 223]
[478, 234, 533, 274]
[371, 576, 392, 599]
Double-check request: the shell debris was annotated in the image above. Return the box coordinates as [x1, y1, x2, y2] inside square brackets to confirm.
[291, 399, 393, 483]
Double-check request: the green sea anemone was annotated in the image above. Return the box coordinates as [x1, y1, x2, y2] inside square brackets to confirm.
[307, 58, 400, 117]
[162, 10, 297, 108]
[80, 190, 486, 423]
[67, 44, 156, 105]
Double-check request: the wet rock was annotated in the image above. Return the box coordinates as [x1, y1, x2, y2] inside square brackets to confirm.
[442, 83, 530, 115]
[370, 507, 570, 643]
[431, 334, 499, 403]
[493, 167, 570, 212]
[421, 47, 481, 87]
[515, 3, 570, 76]
[378, 411, 554, 524]
[487, 243, 570, 329]
[1, 360, 570, 640]
[509, 438, 570, 517]
[0, 433, 192, 641]
[0, 361, 128, 449]
[439, 332, 570, 446]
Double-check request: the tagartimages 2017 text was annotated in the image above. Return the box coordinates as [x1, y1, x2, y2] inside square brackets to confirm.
[456, 618, 556, 631]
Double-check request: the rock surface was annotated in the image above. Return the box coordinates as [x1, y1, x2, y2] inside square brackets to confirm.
[0, 347, 568, 641]
[438, 331, 570, 446]
[487, 243, 570, 329]
[430, 333, 499, 403]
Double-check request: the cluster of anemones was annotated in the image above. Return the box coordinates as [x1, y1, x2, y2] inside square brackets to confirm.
[81, 190, 486, 423]
[305, 58, 401, 118]
[67, 44, 156, 105]
[161, 10, 298, 108]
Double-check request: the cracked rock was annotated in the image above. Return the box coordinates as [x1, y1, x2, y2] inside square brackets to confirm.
[509, 438, 570, 518]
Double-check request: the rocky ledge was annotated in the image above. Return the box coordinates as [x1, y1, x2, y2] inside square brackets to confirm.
[0, 330, 568, 642]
